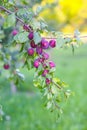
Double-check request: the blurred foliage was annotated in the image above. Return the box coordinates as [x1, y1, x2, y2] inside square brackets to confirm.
[37, 0, 87, 33]
[0, 0, 77, 113]
[1, 0, 87, 32]
[0, 44, 87, 129]
[0, 0, 86, 118]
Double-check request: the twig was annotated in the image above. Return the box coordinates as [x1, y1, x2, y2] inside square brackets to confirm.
[0, 6, 32, 32]
[1, 6, 87, 39]
[52, 80, 61, 89]
[43, 35, 87, 40]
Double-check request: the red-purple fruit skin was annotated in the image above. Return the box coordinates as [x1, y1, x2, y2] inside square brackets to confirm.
[3, 64, 10, 70]
[37, 57, 44, 63]
[41, 39, 49, 49]
[42, 69, 49, 77]
[30, 40, 37, 48]
[12, 29, 18, 36]
[43, 63, 47, 68]
[23, 24, 29, 31]
[34, 60, 40, 68]
[28, 32, 34, 40]
[42, 52, 49, 60]
[27, 48, 34, 56]
[36, 46, 43, 55]
[45, 78, 51, 85]
[49, 40, 56, 48]
[49, 61, 55, 68]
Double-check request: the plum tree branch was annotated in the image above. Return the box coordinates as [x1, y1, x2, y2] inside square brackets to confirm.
[43, 35, 87, 39]
[1, 6, 87, 39]
[0, 6, 32, 32]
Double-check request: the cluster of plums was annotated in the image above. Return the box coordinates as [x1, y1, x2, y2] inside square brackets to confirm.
[3, 25, 56, 85]
[27, 30, 56, 85]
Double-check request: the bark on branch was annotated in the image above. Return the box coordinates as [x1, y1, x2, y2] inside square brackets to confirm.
[0, 6, 32, 32]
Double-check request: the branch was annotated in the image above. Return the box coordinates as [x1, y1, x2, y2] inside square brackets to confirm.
[1, 6, 87, 39]
[52, 80, 61, 89]
[0, 6, 32, 32]
[43, 35, 87, 40]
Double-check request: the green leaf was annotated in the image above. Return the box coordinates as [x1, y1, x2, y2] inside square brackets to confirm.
[33, 79, 41, 88]
[53, 77, 60, 83]
[27, 59, 33, 70]
[64, 37, 72, 44]
[46, 101, 52, 109]
[64, 90, 71, 98]
[3, 13, 16, 28]
[17, 8, 34, 22]
[8, 0, 15, 5]
[49, 68, 56, 73]
[14, 32, 29, 43]
[74, 30, 80, 37]
[40, 21, 48, 29]
[47, 93, 52, 100]
[16, 69, 25, 81]
[74, 30, 82, 45]
[32, 19, 40, 30]
[57, 36, 65, 48]
[36, 6, 42, 14]
[0, 30, 5, 40]
[34, 32, 41, 44]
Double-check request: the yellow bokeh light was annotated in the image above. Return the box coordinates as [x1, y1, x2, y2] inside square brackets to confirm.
[37, 0, 87, 32]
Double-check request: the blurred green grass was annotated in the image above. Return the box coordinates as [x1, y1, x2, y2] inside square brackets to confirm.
[0, 44, 87, 130]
